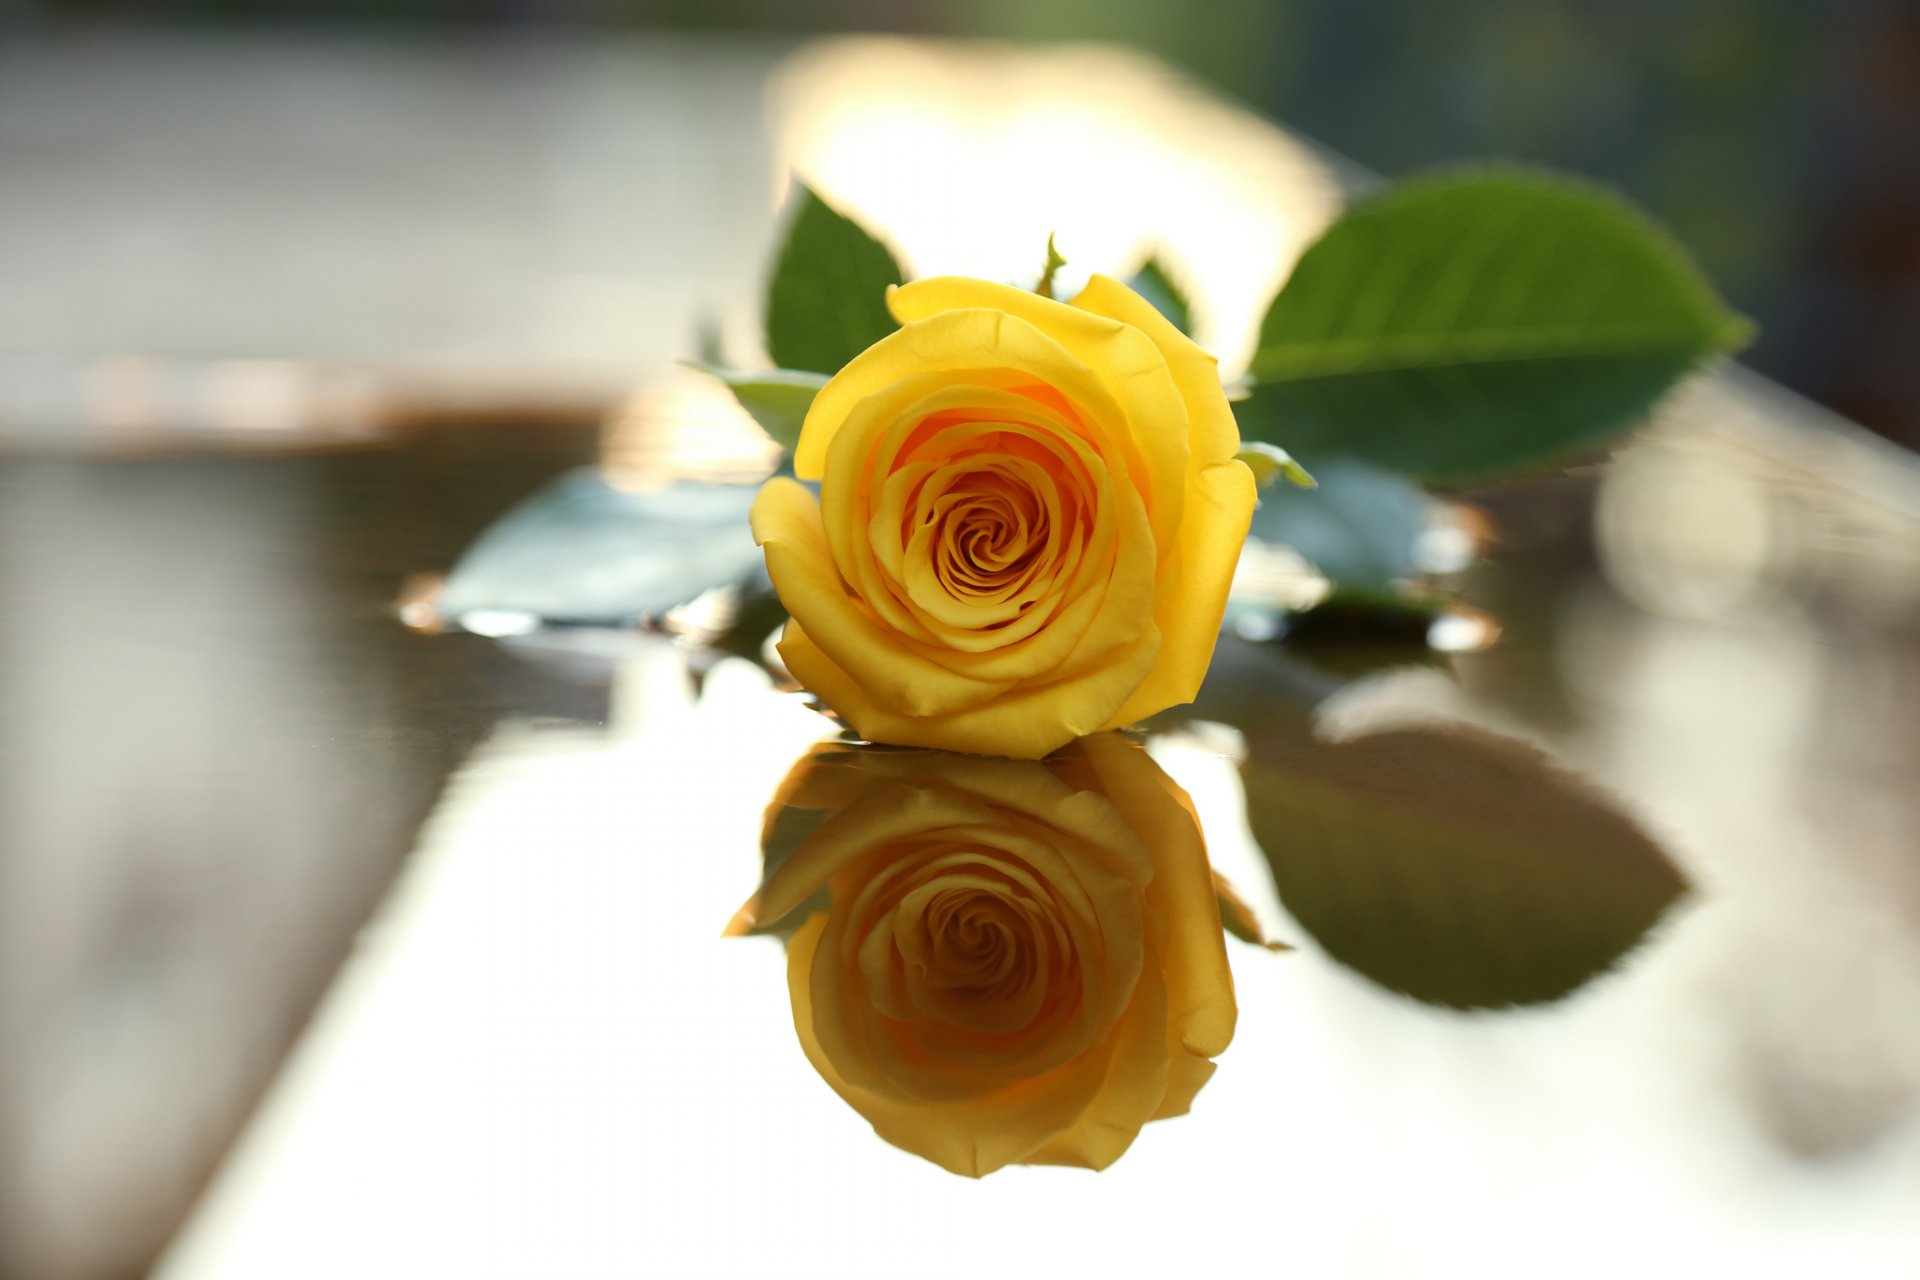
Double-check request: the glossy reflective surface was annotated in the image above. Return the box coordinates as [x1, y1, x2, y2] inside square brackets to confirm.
[0, 420, 606, 1278]
[3, 32, 1918, 1280]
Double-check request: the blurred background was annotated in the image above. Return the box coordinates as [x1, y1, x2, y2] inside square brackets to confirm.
[3, 0, 1918, 445]
[4, 5, 1920, 1280]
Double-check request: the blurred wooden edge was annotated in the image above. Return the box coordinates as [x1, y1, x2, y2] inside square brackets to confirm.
[0, 356, 622, 458]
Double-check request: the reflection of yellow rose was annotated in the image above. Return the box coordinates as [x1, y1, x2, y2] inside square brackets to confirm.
[750, 276, 1256, 759]
[735, 733, 1236, 1176]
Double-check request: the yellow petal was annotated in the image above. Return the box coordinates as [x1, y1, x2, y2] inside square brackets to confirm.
[1152, 1052, 1218, 1121]
[1069, 273, 1242, 465]
[1100, 457, 1256, 728]
[886, 421, 1148, 682]
[899, 453, 1076, 633]
[896, 472, 1152, 684]
[797, 308, 1134, 487]
[818, 374, 999, 620]
[889, 279, 1190, 555]
[855, 391, 1101, 654]
[781, 615, 1160, 760]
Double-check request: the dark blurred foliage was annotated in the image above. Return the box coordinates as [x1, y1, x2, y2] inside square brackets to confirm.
[10, 0, 1916, 448]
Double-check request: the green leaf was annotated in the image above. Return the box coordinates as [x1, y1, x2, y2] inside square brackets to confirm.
[439, 469, 761, 628]
[1246, 455, 1435, 598]
[1235, 441, 1316, 489]
[765, 181, 907, 375]
[1245, 168, 1753, 479]
[1127, 255, 1193, 335]
[1037, 232, 1068, 299]
[1242, 725, 1688, 1009]
[689, 363, 828, 453]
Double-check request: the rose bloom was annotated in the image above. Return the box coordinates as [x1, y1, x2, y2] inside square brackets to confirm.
[751, 276, 1256, 758]
[731, 733, 1236, 1176]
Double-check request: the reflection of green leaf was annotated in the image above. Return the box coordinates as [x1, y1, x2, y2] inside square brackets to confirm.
[734, 804, 831, 937]
[1160, 632, 1338, 736]
[439, 469, 761, 627]
[1245, 169, 1751, 479]
[765, 181, 907, 375]
[1247, 455, 1435, 598]
[1127, 255, 1192, 335]
[1241, 725, 1687, 1009]
[763, 804, 828, 882]
[1277, 602, 1453, 680]
[1216, 873, 1291, 952]
[688, 364, 828, 453]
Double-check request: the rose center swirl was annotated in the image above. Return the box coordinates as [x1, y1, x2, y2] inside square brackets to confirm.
[913, 453, 1080, 610]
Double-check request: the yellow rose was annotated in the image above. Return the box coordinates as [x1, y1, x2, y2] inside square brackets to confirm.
[750, 276, 1257, 758]
[732, 732, 1236, 1176]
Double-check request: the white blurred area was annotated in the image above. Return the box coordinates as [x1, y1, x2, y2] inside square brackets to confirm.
[156, 644, 1920, 1280]
[1598, 367, 1920, 623]
[0, 34, 1341, 451]
[7, 29, 1919, 1279]
[0, 32, 781, 448]
[769, 40, 1347, 373]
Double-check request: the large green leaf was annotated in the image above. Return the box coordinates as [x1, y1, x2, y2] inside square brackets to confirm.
[764, 182, 907, 375]
[1242, 725, 1687, 1009]
[689, 364, 828, 453]
[1126, 254, 1192, 335]
[1245, 168, 1752, 479]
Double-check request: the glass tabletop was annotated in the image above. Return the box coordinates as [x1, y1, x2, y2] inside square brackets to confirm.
[3, 32, 1918, 1280]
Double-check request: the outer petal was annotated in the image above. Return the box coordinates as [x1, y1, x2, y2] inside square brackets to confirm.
[1100, 458, 1256, 728]
[796, 307, 1141, 490]
[1072, 274, 1257, 727]
[780, 616, 1159, 760]
[1069, 273, 1241, 465]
